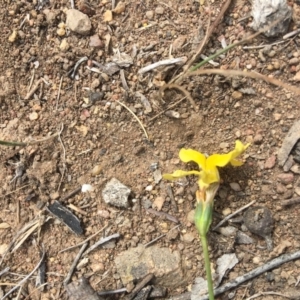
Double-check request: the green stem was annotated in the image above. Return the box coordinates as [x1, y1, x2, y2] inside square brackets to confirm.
[0, 140, 26, 147]
[200, 234, 214, 300]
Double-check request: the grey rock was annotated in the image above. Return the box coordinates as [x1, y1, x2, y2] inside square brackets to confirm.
[102, 178, 131, 208]
[251, 0, 292, 37]
[66, 9, 91, 35]
[115, 245, 184, 288]
[235, 231, 254, 244]
[229, 182, 241, 192]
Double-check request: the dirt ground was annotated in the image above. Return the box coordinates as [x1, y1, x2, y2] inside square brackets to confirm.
[2, 0, 300, 299]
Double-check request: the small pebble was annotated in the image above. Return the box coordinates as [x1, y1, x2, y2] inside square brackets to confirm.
[60, 39, 69, 51]
[29, 112, 39, 120]
[273, 113, 281, 121]
[265, 155, 276, 169]
[155, 6, 164, 14]
[291, 165, 300, 174]
[232, 91, 243, 100]
[187, 209, 195, 224]
[182, 232, 195, 243]
[145, 10, 154, 20]
[91, 79, 100, 89]
[253, 256, 261, 264]
[277, 173, 294, 185]
[230, 182, 241, 192]
[268, 50, 276, 57]
[219, 142, 229, 149]
[222, 208, 231, 216]
[91, 165, 102, 176]
[253, 134, 263, 145]
[289, 57, 299, 65]
[89, 34, 103, 48]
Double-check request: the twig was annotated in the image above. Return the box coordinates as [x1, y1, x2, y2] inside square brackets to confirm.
[283, 28, 300, 39]
[59, 225, 108, 253]
[124, 273, 154, 300]
[138, 57, 187, 75]
[146, 208, 179, 224]
[98, 288, 127, 296]
[166, 184, 178, 212]
[246, 291, 292, 300]
[120, 69, 129, 90]
[281, 197, 300, 206]
[243, 40, 287, 50]
[144, 225, 180, 248]
[24, 79, 43, 100]
[1, 248, 45, 300]
[116, 100, 149, 140]
[213, 200, 256, 231]
[0, 267, 9, 277]
[27, 70, 35, 93]
[60, 186, 82, 202]
[159, 83, 197, 110]
[83, 233, 120, 256]
[67, 204, 87, 216]
[68, 57, 88, 79]
[64, 243, 88, 285]
[148, 96, 187, 122]
[199, 250, 300, 300]
[136, 23, 157, 31]
[55, 76, 63, 110]
[57, 124, 66, 192]
[186, 69, 300, 95]
[70, 0, 74, 8]
[172, 0, 232, 83]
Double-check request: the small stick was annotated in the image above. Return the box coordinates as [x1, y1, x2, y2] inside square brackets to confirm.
[186, 69, 300, 95]
[245, 291, 292, 300]
[27, 70, 35, 93]
[138, 57, 186, 75]
[159, 83, 197, 110]
[281, 197, 300, 206]
[70, 0, 74, 8]
[116, 100, 149, 140]
[55, 76, 63, 111]
[146, 208, 179, 223]
[24, 79, 42, 100]
[124, 273, 154, 300]
[243, 40, 287, 50]
[67, 204, 87, 216]
[199, 250, 300, 300]
[120, 69, 129, 90]
[166, 184, 178, 212]
[0, 267, 9, 277]
[148, 96, 187, 122]
[64, 243, 88, 285]
[212, 200, 256, 231]
[16, 199, 20, 224]
[68, 57, 88, 79]
[283, 28, 300, 39]
[59, 225, 108, 253]
[57, 124, 66, 192]
[83, 233, 120, 256]
[1, 249, 45, 300]
[98, 288, 127, 296]
[60, 186, 82, 202]
[144, 224, 180, 248]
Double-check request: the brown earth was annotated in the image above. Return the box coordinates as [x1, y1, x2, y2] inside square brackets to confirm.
[1, 0, 300, 299]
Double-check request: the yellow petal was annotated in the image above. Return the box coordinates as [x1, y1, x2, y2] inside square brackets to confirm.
[163, 169, 201, 181]
[230, 158, 244, 166]
[179, 149, 206, 169]
[206, 140, 249, 168]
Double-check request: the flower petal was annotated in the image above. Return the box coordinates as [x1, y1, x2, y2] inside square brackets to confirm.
[230, 158, 244, 166]
[179, 148, 206, 169]
[163, 169, 201, 181]
[206, 140, 249, 168]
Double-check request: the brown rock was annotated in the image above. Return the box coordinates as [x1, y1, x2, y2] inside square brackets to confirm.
[265, 155, 276, 169]
[277, 173, 294, 185]
[253, 134, 263, 144]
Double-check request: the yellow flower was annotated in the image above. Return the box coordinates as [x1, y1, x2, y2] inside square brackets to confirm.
[163, 140, 250, 190]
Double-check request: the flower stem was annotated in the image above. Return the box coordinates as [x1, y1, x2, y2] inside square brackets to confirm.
[200, 233, 214, 300]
